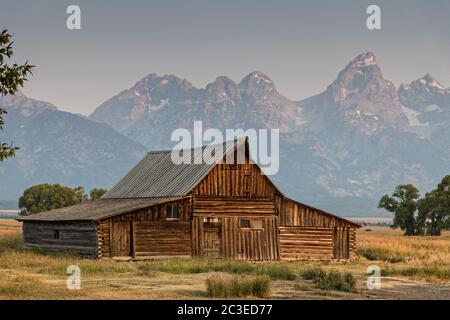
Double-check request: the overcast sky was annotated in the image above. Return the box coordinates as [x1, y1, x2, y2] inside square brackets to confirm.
[1, 0, 450, 115]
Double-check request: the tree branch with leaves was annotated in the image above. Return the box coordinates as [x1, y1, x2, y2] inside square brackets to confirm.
[0, 29, 34, 161]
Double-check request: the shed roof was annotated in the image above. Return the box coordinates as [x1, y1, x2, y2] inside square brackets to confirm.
[18, 197, 183, 221]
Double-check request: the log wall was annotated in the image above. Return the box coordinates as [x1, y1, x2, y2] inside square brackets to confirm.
[23, 221, 98, 258]
[279, 226, 333, 260]
[277, 197, 358, 260]
[134, 221, 191, 257]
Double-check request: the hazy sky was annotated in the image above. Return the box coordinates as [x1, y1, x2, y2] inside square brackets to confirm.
[1, 0, 450, 115]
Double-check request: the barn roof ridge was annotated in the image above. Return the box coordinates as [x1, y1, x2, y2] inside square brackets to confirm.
[101, 137, 247, 199]
[145, 137, 247, 155]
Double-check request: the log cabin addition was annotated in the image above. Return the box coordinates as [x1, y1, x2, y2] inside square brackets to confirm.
[19, 138, 359, 260]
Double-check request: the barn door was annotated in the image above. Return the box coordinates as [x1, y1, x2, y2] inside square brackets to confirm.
[203, 222, 221, 258]
[333, 227, 350, 260]
[111, 222, 131, 257]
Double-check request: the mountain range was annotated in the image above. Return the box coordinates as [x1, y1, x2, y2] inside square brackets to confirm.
[1, 52, 449, 216]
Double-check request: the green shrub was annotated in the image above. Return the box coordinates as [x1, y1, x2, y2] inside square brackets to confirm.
[206, 275, 230, 298]
[206, 275, 271, 298]
[301, 267, 356, 292]
[301, 267, 326, 280]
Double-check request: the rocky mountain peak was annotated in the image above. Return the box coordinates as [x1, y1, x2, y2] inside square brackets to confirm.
[298, 52, 408, 135]
[204, 76, 240, 100]
[398, 74, 449, 112]
[422, 73, 446, 89]
[328, 52, 394, 102]
[400, 73, 447, 94]
[239, 71, 276, 97]
[133, 73, 194, 93]
[351, 51, 377, 67]
[0, 93, 58, 118]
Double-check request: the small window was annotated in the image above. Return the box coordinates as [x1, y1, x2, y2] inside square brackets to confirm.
[166, 203, 179, 220]
[240, 219, 251, 228]
[240, 219, 263, 229]
[53, 230, 60, 239]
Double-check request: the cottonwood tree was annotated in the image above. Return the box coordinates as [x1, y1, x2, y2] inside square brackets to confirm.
[418, 175, 450, 236]
[378, 184, 423, 236]
[0, 29, 34, 161]
[18, 184, 86, 216]
[90, 188, 108, 200]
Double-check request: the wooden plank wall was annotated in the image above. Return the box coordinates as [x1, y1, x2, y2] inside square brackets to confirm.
[191, 154, 280, 261]
[134, 221, 191, 257]
[98, 220, 111, 258]
[193, 163, 276, 198]
[193, 197, 275, 215]
[279, 227, 333, 260]
[277, 197, 358, 260]
[107, 199, 191, 223]
[98, 198, 191, 258]
[278, 197, 352, 227]
[349, 228, 356, 260]
[191, 216, 279, 260]
[23, 221, 98, 258]
[191, 217, 204, 257]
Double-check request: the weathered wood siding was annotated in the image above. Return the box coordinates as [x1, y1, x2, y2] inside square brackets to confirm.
[349, 228, 356, 260]
[332, 227, 357, 260]
[98, 198, 191, 258]
[134, 221, 191, 257]
[23, 221, 98, 258]
[278, 197, 351, 227]
[277, 198, 357, 260]
[191, 216, 279, 260]
[193, 163, 277, 198]
[190, 151, 280, 261]
[193, 197, 275, 215]
[279, 227, 333, 260]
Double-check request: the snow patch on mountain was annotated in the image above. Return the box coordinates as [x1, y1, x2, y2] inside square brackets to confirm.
[424, 104, 442, 112]
[401, 105, 429, 127]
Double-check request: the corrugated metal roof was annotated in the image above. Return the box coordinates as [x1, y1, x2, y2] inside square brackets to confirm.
[102, 139, 245, 199]
[18, 197, 183, 221]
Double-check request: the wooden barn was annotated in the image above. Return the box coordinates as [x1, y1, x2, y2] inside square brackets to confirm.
[19, 138, 359, 261]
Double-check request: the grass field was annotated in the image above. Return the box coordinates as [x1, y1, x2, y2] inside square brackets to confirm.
[0, 220, 449, 300]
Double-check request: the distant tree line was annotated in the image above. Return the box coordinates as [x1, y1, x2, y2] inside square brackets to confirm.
[378, 175, 450, 236]
[18, 184, 107, 216]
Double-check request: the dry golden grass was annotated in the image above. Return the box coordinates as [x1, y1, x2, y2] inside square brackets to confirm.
[0, 219, 22, 237]
[0, 220, 449, 299]
[356, 227, 450, 283]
